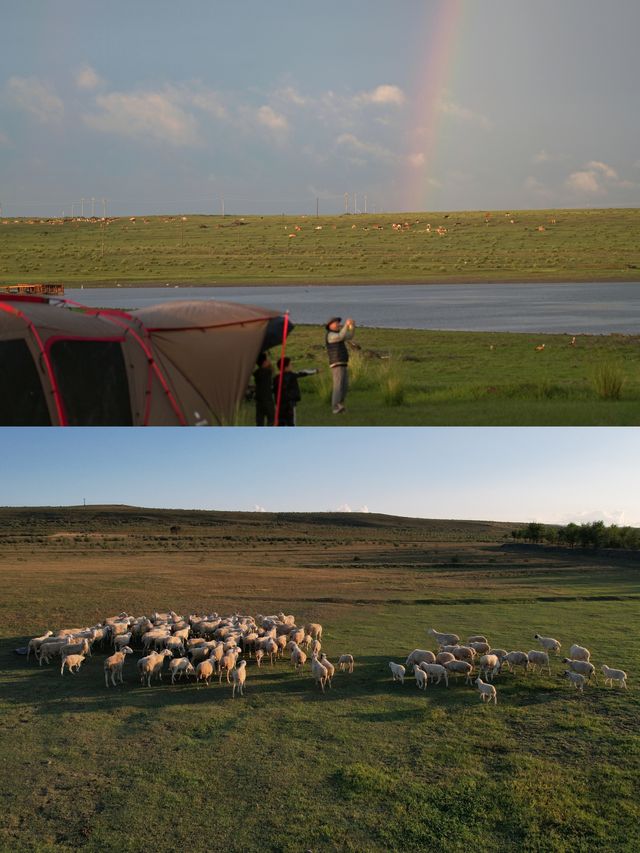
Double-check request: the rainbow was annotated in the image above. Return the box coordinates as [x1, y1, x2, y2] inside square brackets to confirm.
[405, 0, 464, 212]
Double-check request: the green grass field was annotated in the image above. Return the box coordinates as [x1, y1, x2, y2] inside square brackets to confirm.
[1, 208, 639, 286]
[243, 325, 640, 425]
[1, 507, 639, 852]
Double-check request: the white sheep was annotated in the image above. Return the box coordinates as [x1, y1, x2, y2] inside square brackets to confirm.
[305, 622, 323, 641]
[503, 651, 529, 674]
[27, 630, 53, 661]
[436, 651, 455, 666]
[169, 657, 195, 684]
[569, 644, 591, 662]
[445, 660, 474, 684]
[475, 677, 497, 704]
[389, 662, 406, 684]
[452, 645, 476, 662]
[232, 659, 247, 697]
[60, 654, 86, 675]
[218, 648, 241, 684]
[468, 641, 491, 655]
[311, 655, 329, 693]
[563, 670, 587, 692]
[104, 647, 133, 687]
[601, 665, 627, 689]
[196, 659, 215, 686]
[562, 658, 597, 684]
[255, 649, 265, 668]
[527, 650, 551, 676]
[418, 662, 449, 687]
[138, 649, 172, 687]
[113, 632, 133, 652]
[338, 654, 354, 673]
[37, 637, 72, 665]
[467, 635, 488, 644]
[289, 642, 307, 671]
[319, 654, 335, 688]
[427, 628, 460, 647]
[414, 666, 429, 690]
[405, 649, 436, 668]
[478, 654, 501, 681]
[534, 634, 561, 654]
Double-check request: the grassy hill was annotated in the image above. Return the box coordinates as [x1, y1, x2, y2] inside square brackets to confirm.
[1, 505, 639, 851]
[1, 207, 639, 286]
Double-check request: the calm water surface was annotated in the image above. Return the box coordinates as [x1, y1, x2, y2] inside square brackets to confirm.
[66, 282, 640, 334]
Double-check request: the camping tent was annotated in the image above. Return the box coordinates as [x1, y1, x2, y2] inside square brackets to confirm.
[0, 295, 292, 426]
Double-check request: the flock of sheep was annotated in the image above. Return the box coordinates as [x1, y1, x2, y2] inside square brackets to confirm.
[390, 628, 629, 705]
[25, 610, 355, 697]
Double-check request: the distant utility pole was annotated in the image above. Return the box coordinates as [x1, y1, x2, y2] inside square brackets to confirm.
[102, 198, 107, 218]
[344, 192, 349, 214]
[81, 198, 85, 218]
[71, 202, 75, 218]
[364, 194, 367, 214]
[83, 498, 86, 507]
[221, 195, 225, 217]
[354, 192, 357, 214]
[316, 197, 319, 218]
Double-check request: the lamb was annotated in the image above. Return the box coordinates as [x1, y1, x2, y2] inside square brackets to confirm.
[289, 642, 307, 671]
[138, 649, 172, 687]
[527, 650, 551, 676]
[196, 659, 215, 686]
[562, 658, 597, 683]
[27, 630, 53, 661]
[503, 651, 529, 674]
[414, 666, 429, 690]
[427, 628, 460, 647]
[445, 660, 474, 685]
[310, 639, 322, 657]
[169, 657, 195, 684]
[60, 654, 86, 675]
[601, 665, 627, 689]
[338, 654, 354, 673]
[405, 649, 436, 669]
[478, 654, 501, 681]
[534, 634, 561, 654]
[569, 644, 591, 662]
[475, 677, 497, 704]
[319, 653, 335, 688]
[311, 655, 329, 693]
[563, 670, 587, 692]
[389, 662, 406, 684]
[418, 662, 449, 687]
[104, 647, 133, 687]
[232, 659, 247, 697]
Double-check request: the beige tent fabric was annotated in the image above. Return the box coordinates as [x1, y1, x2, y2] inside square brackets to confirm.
[0, 297, 281, 426]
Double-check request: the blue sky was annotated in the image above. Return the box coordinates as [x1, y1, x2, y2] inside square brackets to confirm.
[2, 428, 639, 526]
[1, 1, 639, 216]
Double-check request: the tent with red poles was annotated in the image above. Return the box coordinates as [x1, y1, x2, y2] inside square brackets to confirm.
[0, 294, 293, 426]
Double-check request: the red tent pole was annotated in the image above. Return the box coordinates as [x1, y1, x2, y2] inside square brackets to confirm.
[274, 311, 289, 427]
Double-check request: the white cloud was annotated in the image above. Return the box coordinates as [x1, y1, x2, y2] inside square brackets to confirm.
[565, 169, 603, 194]
[437, 97, 492, 130]
[358, 84, 405, 107]
[256, 105, 289, 133]
[337, 503, 352, 512]
[359, 505, 370, 513]
[586, 160, 618, 180]
[275, 85, 307, 107]
[407, 152, 425, 168]
[561, 509, 628, 526]
[6, 76, 64, 123]
[84, 90, 200, 146]
[75, 64, 103, 91]
[254, 504, 267, 513]
[183, 88, 228, 121]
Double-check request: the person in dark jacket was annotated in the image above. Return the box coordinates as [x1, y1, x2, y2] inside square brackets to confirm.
[273, 357, 317, 426]
[253, 352, 275, 426]
[325, 316, 356, 414]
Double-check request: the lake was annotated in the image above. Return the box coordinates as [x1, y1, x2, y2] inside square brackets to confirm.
[65, 282, 640, 334]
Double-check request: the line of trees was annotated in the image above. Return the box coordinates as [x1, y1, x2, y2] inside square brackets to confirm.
[510, 520, 640, 551]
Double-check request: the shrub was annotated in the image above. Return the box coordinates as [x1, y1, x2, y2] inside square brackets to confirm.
[591, 363, 625, 400]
